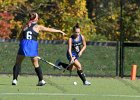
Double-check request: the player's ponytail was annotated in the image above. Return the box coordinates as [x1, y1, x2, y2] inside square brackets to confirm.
[22, 12, 38, 29]
[75, 23, 80, 28]
[26, 12, 38, 27]
[73, 23, 80, 32]
[29, 12, 37, 20]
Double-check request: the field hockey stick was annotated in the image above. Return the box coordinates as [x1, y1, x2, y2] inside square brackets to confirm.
[63, 57, 77, 73]
[62, 53, 81, 73]
[37, 56, 62, 70]
[63, 62, 74, 73]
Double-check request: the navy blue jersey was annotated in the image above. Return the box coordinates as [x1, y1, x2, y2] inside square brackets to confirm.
[71, 34, 83, 54]
[22, 23, 39, 41]
[66, 34, 83, 60]
[18, 23, 39, 57]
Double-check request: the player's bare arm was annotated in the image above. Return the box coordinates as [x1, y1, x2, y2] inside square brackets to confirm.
[38, 25, 66, 35]
[68, 38, 75, 63]
[78, 35, 86, 57]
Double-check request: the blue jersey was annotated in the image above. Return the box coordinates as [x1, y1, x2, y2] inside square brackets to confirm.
[71, 34, 83, 53]
[67, 34, 83, 60]
[18, 23, 39, 57]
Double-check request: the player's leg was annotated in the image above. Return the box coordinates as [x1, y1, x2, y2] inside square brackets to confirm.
[31, 57, 46, 86]
[68, 65, 77, 70]
[12, 55, 25, 85]
[57, 61, 69, 69]
[55, 60, 76, 71]
[73, 59, 91, 85]
[55, 52, 76, 69]
[57, 51, 72, 69]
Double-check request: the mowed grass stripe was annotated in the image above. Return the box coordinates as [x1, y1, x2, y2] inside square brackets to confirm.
[1, 93, 140, 98]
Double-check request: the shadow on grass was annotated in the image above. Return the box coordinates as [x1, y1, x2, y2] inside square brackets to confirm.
[119, 78, 140, 93]
[0, 84, 10, 86]
[47, 78, 67, 93]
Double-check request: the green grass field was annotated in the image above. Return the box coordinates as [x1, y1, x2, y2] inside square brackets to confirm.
[0, 75, 140, 100]
[0, 42, 118, 76]
[1, 41, 140, 76]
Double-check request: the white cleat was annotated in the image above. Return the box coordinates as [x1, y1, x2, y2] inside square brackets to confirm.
[84, 81, 91, 85]
[12, 79, 17, 85]
[37, 80, 46, 86]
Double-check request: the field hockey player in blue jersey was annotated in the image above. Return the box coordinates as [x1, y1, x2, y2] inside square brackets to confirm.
[12, 12, 66, 86]
[56, 23, 91, 85]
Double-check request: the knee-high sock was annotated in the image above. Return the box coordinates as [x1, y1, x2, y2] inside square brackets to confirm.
[35, 66, 43, 81]
[59, 62, 69, 69]
[13, 65, 20, 80]
[77, 70, 86, 83]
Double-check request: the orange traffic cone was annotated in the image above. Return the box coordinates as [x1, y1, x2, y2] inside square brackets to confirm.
[131, 64, 137, 80]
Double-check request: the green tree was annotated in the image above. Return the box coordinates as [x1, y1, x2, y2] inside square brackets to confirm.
[19, 0, 97, 40]
[86, 0, 140, 41]
[122, 1, 140, 41]
[86, 0, 120, 41]
[41, 0, 96, 40]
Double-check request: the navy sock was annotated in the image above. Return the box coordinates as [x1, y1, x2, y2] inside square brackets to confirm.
[35, 66, 43, 81]
[13, 65, 20, 80]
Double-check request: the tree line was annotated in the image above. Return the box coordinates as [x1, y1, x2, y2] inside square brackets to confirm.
[0, 0, 140, 41]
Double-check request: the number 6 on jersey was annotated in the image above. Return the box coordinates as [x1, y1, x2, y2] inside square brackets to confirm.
[26, 31, 32, 40]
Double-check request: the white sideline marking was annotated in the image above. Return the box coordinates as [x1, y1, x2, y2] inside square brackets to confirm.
[0, 93, 87, 96]
[101, 94, 140, 98]
[0, 93, 140, 98]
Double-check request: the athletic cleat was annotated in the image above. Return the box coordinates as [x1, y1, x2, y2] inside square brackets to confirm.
[37, 80, 46, 86]
[12, 79, 17, 85]
[55, 59, 61, 66]
[55, 59, 62, 70]
[83, 81, 91, 85]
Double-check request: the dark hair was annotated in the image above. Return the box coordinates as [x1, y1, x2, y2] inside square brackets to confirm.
[73, 23, 80, 31]
[29, 12, 37, 20]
